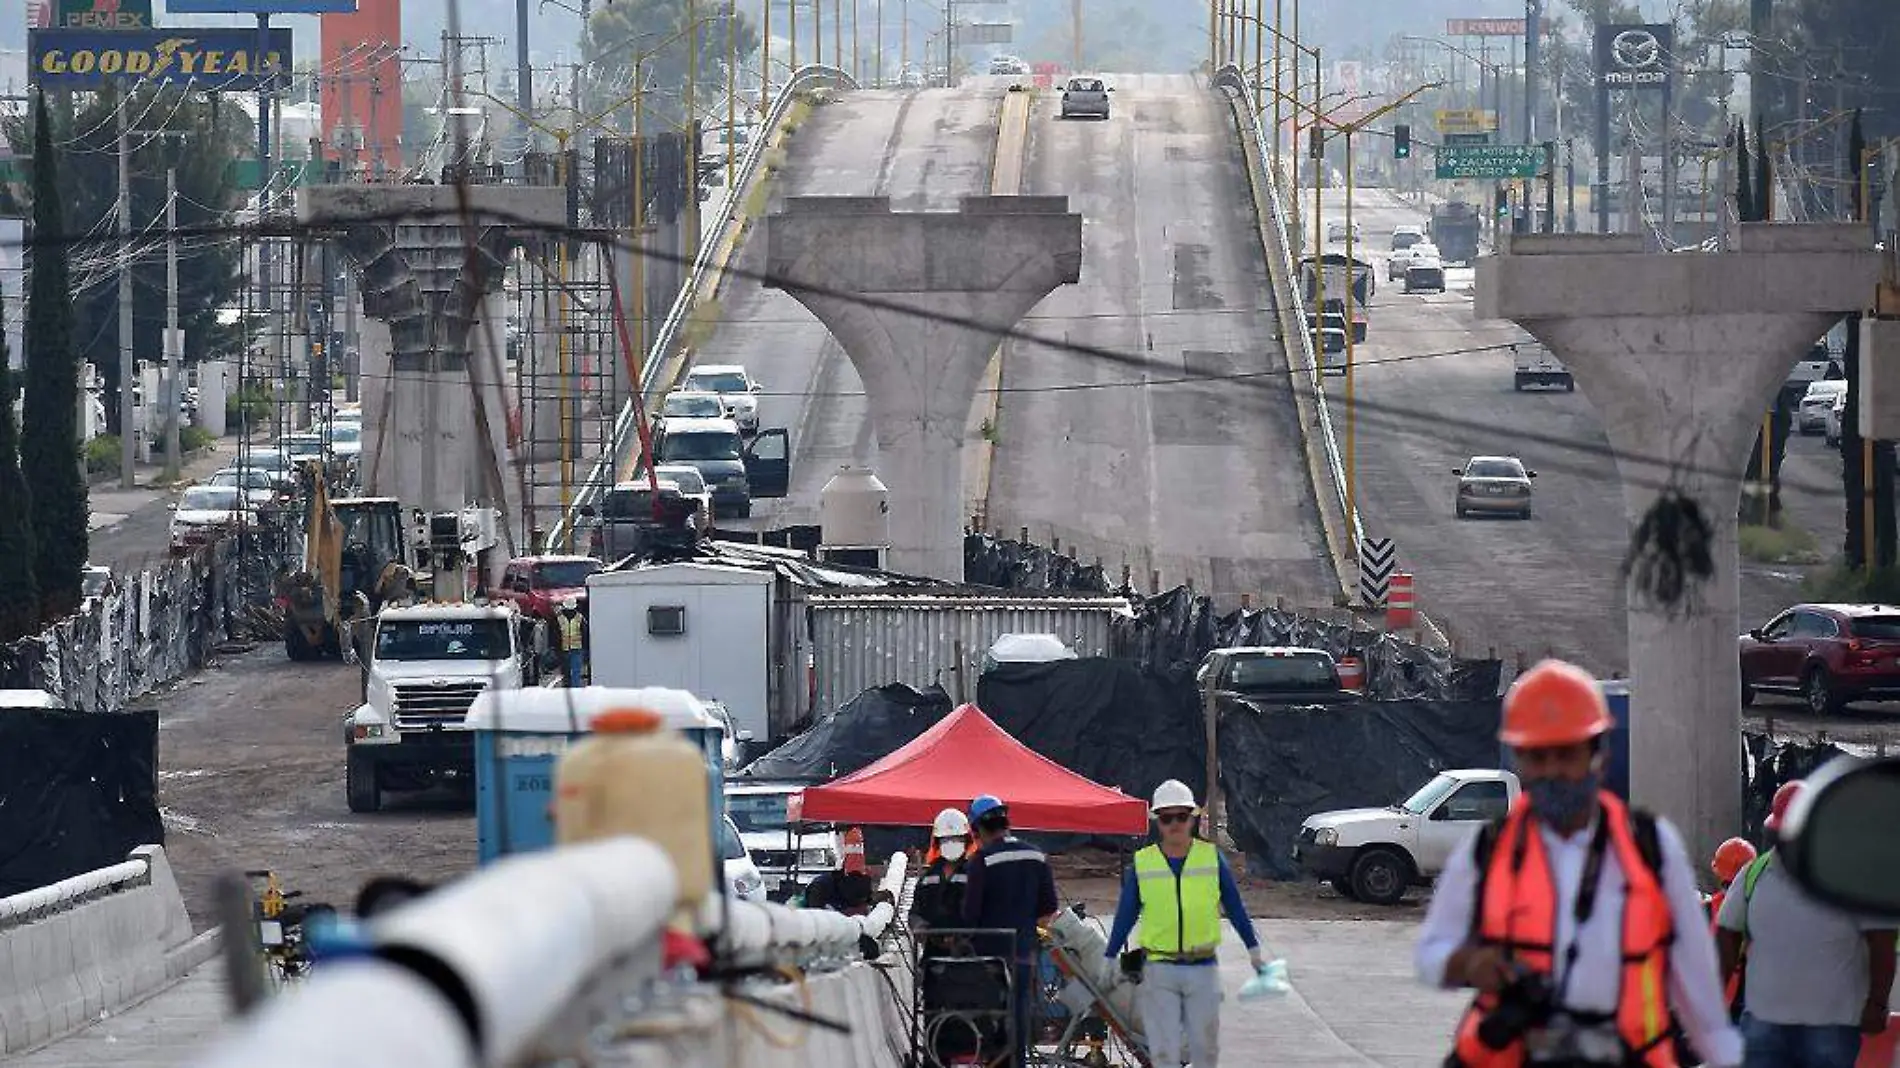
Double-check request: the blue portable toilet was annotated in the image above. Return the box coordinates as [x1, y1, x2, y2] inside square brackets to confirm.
[1600, 680, 1631, 799]
[465, 686, 728, 864]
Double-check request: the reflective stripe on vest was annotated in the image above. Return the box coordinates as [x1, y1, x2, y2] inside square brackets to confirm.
[1133, 841, 1222, 958]
[558, 612, 584, 650]
[1452, 792, 1677, 1068]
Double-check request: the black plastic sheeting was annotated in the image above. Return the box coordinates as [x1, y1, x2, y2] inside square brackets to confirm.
[1741, 731, 1849, 845]
[963, 534, 1113, 592]
[1219, 698, 1505, 879]
[741, 682, 955, 782]
[1110, 586, 1502, 702]
[0, 709, 163, 897]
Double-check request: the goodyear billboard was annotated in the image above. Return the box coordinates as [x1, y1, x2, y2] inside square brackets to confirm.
[28, 28, 292, 91]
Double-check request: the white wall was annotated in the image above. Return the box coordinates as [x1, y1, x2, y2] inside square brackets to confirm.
[588, 566, 771, 741]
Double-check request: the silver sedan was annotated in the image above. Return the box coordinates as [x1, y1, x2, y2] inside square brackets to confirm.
[1454, 455, 1537, 519]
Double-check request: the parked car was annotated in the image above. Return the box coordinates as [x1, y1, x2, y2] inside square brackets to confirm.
[1799, 380, 1848, 434]
[1196, 647, 1351, 704]
[652, 463, 714, 532]
[1825, 391, 1847, 446]
[1059, 77, 1111, 119]
[1295, 769, 1520, 904]
[496, 555, 603, 620]
[1739, 603, 1900, 714]
[726, 781, 843, 901]
[206, 466, 286, 511]
[653, 416, 792, 517]
[720, 814, 767, 903]
[681, 364, 762, 434]
[168, 485, 252, 553]
[588, 478, 698, 561]
[1454, 455, 1536, 519]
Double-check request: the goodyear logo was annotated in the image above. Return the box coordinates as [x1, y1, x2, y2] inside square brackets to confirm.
[28, 28, 292, 90]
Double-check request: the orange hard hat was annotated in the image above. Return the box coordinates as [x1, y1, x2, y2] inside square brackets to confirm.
[1499, 659, 1613, 749]
[1765, 780, 1804, 833]
[1711, 836, 1758, 883]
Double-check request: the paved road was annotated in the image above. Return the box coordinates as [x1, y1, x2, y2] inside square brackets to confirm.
[702, 85, 1003, 535]
[86, 442, 243, 577]
[988, 73, 1333, 607]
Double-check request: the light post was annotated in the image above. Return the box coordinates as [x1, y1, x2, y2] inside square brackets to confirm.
[1224, 6, 1321, 256]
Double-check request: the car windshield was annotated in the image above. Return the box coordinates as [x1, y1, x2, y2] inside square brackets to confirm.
[687, 372, 749, 394]
[1852, 616, 1900, 640]
[664, 394, 725, 417]
[662, 431, 741, 461]
[1465, 459, 1524, 479]
[375, 618, 511, 661]
[604, 486, 681, 520]
[656, 467, 707, 494]
[533, 560, 600, 589]
[247, 449, 286, 468]
[1806, 382, 1847, 399]
[1401, 774, 1460, 815]
[330, 424, 361, 443]
[209, 470, 271, 490]
[728, 791, 793, 833]
[284, 437, 324, 455]
[179, 486, 239, 511]
[1226, 652, 1335, 689]
[719, 818, 748, 860]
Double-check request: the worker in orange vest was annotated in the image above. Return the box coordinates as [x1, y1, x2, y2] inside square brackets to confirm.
[1707, 837, 1758, 1020]
[1415, 658, 1742, 1067]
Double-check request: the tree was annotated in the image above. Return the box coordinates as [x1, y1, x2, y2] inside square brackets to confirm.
[0, 291, 38, 643]
[20, 93, 88, 622]
[581, 0, 761, 131]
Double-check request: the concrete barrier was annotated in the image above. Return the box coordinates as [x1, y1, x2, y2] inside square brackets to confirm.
[0, 845, 215, 1055]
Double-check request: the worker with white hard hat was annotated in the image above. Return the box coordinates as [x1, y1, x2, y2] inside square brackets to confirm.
[555, 596, 586, 687]
[1104, 779, 1264, 1068]
[912, 808, 973, 948]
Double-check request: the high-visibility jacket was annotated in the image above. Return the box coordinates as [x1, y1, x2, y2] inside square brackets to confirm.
[1133, 840, 1222, 959]
[1451, 791, 1677, 1067]
[557, 611, 585, 652]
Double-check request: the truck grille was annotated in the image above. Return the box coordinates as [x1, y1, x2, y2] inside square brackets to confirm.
[753, 849, 800, 869]
[392, 681, 487, 730]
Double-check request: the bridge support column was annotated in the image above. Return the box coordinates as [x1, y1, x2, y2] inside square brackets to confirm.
[1476, 226, 1880, 860]
[766, 196, 1083, 580]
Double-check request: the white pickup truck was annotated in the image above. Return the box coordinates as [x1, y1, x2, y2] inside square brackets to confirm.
[1511, 341, 1573, 392]
[1293, 768, 1520, 905]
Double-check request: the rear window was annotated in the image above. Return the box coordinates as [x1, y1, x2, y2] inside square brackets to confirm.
[533, 560, 600, 588]
[1069, 79, 1103, 92]
[1465, 459, 1524, 479]
[1392, 231, 1422, 250]
[1851, 616, 1900, 640]
[1226, 653, 1336, 690]
[605, 487, 676, 519]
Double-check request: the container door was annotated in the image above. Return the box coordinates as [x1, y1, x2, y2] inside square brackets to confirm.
[743, 428, 790, 498]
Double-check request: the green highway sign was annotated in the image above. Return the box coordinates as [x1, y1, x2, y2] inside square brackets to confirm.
[1435, 143, 1545, 180]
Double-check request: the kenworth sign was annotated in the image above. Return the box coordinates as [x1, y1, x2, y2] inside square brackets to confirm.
[28, 28, 292, 90]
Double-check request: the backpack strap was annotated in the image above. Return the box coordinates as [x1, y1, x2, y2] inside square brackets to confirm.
[1627, 807, 1664, 883]
[1738, 853, 1775, 939]
[1467, 817, 1508, 939]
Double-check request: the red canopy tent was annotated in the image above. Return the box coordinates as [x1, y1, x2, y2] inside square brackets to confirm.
[787, 704, 1150, 835]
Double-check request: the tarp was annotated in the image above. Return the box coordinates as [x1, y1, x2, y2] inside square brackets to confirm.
[0, 709, 163, 896]
[739, 683, 954, 781]
[1219, 698, 1504, 879]
[790, 704, 1151, 835]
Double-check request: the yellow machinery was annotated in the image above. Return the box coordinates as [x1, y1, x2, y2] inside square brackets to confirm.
[279, 462, 415, 661]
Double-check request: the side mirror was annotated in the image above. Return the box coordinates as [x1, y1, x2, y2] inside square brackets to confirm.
[1777, 754, 1900, 916]
[738, 729, 755, 743]
[1749, 628, 1766, 641]
[1527, 471, 1538, 479]
[578, 504, 597, 518]
[1107, 86, 1116, 92]
[1451, 469, 1463, 477]
[166, 503, 178, 511]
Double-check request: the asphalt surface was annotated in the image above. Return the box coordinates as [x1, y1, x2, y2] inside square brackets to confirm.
[987, 73, 1334, 606]
[702, 84, 1004, 533]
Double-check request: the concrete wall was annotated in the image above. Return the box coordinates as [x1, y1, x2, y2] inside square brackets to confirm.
[0, 846, 217, 1056]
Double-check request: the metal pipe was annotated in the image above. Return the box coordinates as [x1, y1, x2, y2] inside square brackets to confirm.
[196, 960, 476, 1068]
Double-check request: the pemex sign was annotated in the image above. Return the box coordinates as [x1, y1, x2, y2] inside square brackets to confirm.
[56, 0, 154, 30]
[28, 28, 293, 90]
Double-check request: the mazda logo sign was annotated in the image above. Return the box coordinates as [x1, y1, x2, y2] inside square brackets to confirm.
[1611, 30, 1661, 70]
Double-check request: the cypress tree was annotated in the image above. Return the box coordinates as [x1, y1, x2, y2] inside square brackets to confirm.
[0, 291, 38, 643]
[19, 92, 88, 622]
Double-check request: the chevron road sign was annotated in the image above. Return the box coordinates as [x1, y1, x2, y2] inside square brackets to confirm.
[1359, 536, 1396, 606]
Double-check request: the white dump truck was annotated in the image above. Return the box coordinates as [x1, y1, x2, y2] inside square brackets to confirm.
[1293, 768, 1520, 905]
[1512, 340, 1574, 392]
[344, 602, 530, 813]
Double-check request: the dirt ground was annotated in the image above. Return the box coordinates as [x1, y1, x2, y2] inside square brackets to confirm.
[150, 644, 477, 925]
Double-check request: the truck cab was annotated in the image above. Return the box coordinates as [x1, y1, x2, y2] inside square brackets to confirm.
[344, 602, 527, 813]
[1294, 768, 1520, 905]
[1511, 340, 1574, 392]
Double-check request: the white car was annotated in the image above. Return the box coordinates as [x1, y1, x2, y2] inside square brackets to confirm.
[1059, 77, 1111, 120]
[652, 463, 714, 533]
[1402, 255, 1446, 294]
[206, 466, 282, 511]
[169, 485, 252, 554]
[1295, 769, 1519, 904]
[1825, 391, 1847, 446]
[726, 781, 844, 900]
[653, 389, 728, 434]
[721, 814, 767, 903]
[1388, 241, 1440, 281]
[1798, 380, 1848, 434]
[1390, 224, 1426, 252]
[681, 364, 762, 434]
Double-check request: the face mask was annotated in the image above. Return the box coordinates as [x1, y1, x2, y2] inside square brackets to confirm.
[939, 839, 966, 861]
[1525, 772, 1600, 828]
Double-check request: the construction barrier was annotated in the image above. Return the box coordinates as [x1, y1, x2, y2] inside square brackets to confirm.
[1336, 656, 1365, 692]
[1387, 572, 1416, 629]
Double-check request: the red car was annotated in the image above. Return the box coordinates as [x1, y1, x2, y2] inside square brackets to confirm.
[497, 555, 602, 620]
[1739, 603, 1900, 714]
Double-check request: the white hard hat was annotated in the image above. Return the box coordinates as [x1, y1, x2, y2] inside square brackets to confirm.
[561, 596, 578, 610]
[932, 808, 970, 839]
[1150, 779, 1198, 815]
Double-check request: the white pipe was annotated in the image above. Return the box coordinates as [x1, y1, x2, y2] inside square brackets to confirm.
[192, 960, 475, 1068]
[368, 837, 677, 1067]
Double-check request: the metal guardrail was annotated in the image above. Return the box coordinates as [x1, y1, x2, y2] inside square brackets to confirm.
[549, 65, 861, 549]
[1212, 64, 1365, 555]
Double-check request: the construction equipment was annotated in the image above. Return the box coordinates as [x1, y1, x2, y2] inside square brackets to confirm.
[278, 462, 417, 661]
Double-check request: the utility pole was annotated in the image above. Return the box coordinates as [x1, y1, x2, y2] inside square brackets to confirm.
[1525, 0, 1542, 144]
[117, 96, 134, 490]
[164, 164, 181, 482]
[515, 0, 533, 154]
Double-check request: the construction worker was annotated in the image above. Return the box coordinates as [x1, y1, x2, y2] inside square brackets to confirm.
[911, 808, 972, 946]
[1415, 658, 1742, 1068]
[803, 827, 877, 916]
[1103, 779, 1264, 1068]
[961, 794, 1058, 1068]
[1707, 837, 1758, 1020]
[555, 597, 586, 687]
[1716, 780, 1896, 1068]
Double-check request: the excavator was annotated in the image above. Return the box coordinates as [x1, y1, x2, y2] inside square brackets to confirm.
[279, 462, 417, 661]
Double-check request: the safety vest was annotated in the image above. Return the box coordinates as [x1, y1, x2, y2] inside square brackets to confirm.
[1133, 840, 1222, 959]
[1452, 792, 1677, 1068]
[557, 611, 585, 651]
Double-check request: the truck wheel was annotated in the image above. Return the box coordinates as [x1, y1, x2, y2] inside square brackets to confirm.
[1329, 876, 1358, 900]
[1513, 374, 1526, 392]
[1563, 380, 1575, 393]
[346, 750, 382, 814]
[1349, 847, 1410, 906]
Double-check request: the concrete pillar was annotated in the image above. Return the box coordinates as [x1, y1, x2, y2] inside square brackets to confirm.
[1476, 225, 1881, 860]
[766, 196, 1083, 579]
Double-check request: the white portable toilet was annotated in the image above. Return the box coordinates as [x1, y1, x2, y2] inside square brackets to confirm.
[818, 465, 890, 569]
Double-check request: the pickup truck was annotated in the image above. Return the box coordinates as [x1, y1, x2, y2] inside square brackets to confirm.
[1511, 341, 1573, 392]
[1294, 768, 1520, 905]
[1197, 646, 1354, 705]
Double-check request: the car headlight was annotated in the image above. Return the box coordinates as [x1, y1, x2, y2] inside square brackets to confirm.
[733, 872, 763, 896]
[1313, 827, 1337, 846]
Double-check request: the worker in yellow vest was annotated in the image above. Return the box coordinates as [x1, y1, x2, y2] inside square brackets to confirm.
[1104, 780, 1264, 1068]
[555, 597, 586, 687]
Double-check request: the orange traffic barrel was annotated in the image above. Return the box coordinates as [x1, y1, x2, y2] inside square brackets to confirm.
[1387, 572, 1416, 629]
[1337, 655, 1365, 692]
